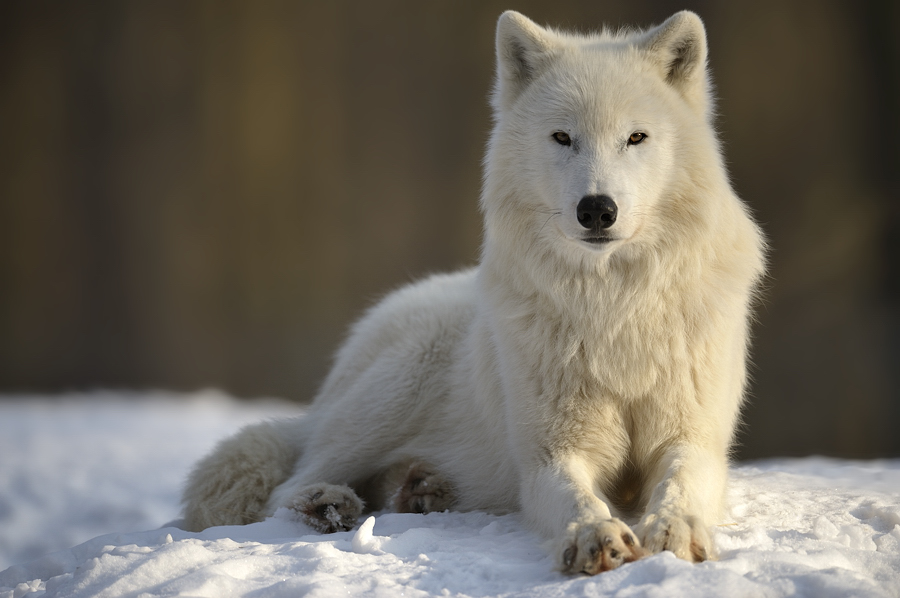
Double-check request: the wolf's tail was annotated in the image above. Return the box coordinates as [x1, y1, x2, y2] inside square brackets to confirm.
[181, 417, 303, 531]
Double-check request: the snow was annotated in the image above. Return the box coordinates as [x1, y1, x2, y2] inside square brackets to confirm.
[1, 393, 898, 597]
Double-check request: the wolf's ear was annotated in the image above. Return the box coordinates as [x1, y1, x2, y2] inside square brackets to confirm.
[494, 11, 558, 110]
[640, 11, 709, 109]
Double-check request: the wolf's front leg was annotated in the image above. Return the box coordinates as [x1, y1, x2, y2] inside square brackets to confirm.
[634, 445, 726, 562]
[521, 456, 646, 574]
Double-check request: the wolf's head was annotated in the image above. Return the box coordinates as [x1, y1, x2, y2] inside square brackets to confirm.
[482, 11, 726, 268]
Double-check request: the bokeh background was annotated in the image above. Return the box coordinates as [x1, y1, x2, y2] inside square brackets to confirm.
[1, 0, 897, 460]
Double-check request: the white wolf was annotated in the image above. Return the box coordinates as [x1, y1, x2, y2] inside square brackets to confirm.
[182, 11, 765, 574]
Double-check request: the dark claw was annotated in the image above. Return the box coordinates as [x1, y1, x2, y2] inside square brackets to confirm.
[412, 498, 425, 514]
[315, 503, 334, 519]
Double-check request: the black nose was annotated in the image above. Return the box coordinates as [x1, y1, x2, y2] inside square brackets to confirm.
[576, 195, 617, 229]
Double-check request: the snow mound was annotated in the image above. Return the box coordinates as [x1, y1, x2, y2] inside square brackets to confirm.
[1, 393, 898, 597]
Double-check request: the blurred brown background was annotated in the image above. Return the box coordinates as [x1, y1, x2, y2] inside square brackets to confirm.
[1, 0, 897, 460]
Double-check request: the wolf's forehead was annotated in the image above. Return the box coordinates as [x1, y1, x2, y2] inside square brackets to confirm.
[536, 55, 661, 127]
[560, 46, 648, 93]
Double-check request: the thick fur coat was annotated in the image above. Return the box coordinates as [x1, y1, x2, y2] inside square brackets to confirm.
[182, 11, 765, 575]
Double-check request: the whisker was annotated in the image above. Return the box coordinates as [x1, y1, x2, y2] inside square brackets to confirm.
[524, 205, 562, 216]
[538, 212, 562, 235]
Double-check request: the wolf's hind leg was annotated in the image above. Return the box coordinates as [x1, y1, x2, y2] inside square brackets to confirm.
[357, 459, 456, 514]
[390, 461, 456, 514]
[286, 483, 364, 533]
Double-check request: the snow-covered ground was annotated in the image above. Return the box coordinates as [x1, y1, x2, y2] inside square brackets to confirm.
[1, 392, 898, 597]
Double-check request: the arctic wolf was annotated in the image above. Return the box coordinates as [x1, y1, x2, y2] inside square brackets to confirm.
[182, 11, 765, 574]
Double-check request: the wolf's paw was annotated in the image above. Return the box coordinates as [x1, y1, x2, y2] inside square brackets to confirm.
[391, 461, 455, 514]
[558, 518, 646, 575]
[635, 511, 713, 562]
[288, 483, 363, 533]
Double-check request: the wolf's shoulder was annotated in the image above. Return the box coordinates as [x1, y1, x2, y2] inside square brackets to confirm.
[342, 268, 480, 351]
[375, 268, 479, 316]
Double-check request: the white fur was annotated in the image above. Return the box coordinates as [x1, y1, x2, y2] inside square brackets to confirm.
[182, 11, 765, 575]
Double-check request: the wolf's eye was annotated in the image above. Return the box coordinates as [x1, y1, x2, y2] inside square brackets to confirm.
[627, 132, 647, 146]
[552, 131, 572, 146]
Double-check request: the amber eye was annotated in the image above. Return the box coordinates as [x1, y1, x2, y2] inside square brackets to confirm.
[628, 132, 647, 145]
[552, 131, 572, 146]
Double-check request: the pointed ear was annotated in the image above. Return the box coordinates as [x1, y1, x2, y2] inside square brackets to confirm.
[494, 11, 559, 110]
[641, 11, 709, 105]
